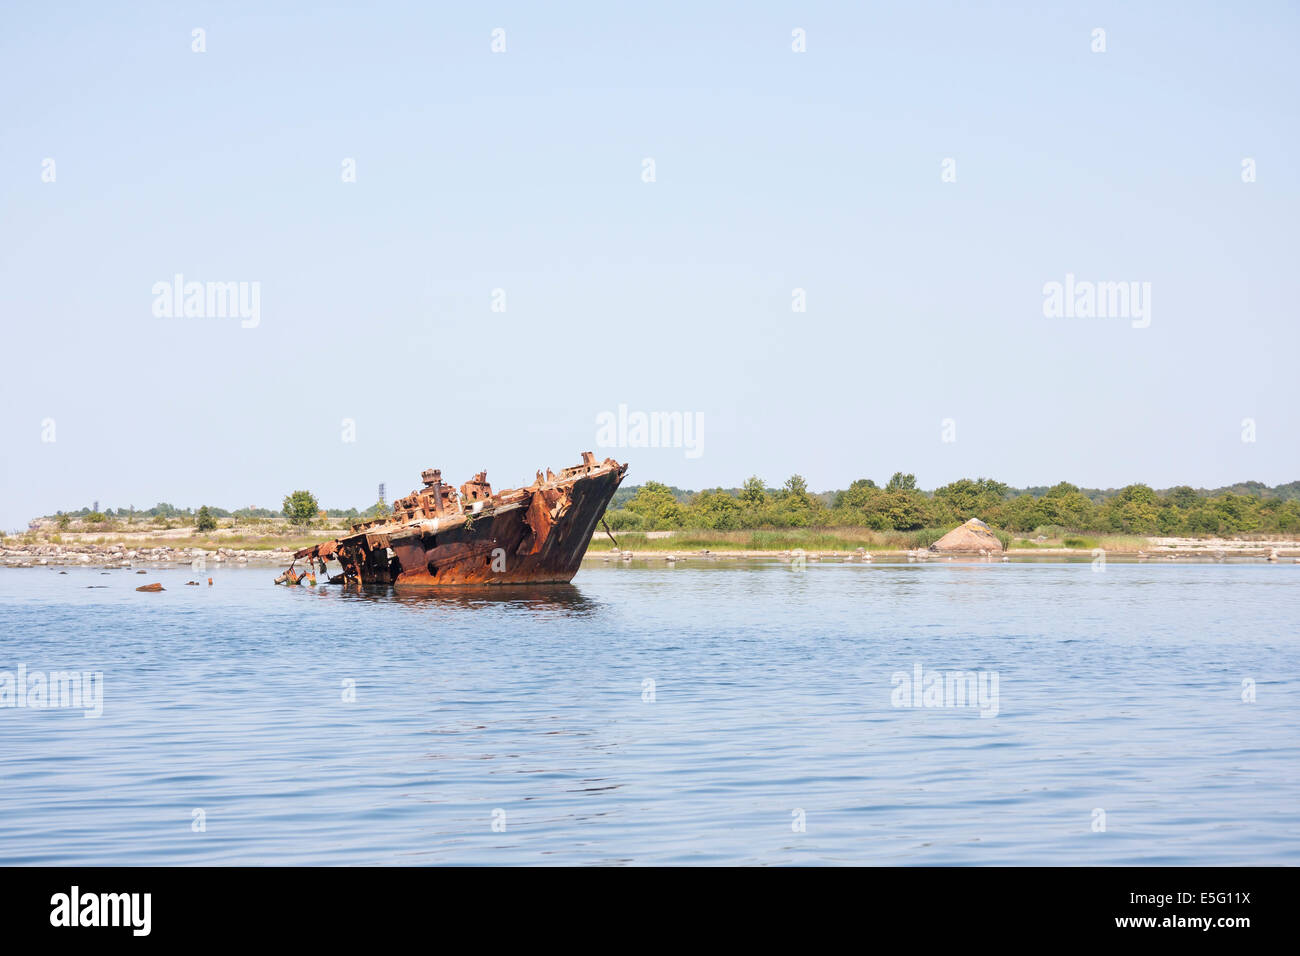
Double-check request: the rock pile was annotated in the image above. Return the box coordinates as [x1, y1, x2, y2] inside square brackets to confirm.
[929, 518, 1004, 553]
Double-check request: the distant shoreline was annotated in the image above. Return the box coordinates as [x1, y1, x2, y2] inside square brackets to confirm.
[2, 530, 1297, 569]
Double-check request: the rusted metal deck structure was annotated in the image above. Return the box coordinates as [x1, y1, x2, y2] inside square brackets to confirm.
[282, 452, 627, 588]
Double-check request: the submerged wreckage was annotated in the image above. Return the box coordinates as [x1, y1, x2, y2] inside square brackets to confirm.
[278, 453, 627, 588]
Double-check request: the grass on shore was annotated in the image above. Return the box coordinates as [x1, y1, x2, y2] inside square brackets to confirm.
[128, 534, 329, 552]
[17, 533, 329, 552]
[597, 528, 956, 553]
[598, 528, 1159, 553]
[1011, 534, 1149, 551]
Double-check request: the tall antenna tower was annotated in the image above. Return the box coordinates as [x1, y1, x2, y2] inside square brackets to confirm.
[377, 483, 386, 507]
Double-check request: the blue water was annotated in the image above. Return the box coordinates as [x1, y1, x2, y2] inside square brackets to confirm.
[1, 559, 1297, 865]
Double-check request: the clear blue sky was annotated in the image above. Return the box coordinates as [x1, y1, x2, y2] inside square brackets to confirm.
[2, 1, 1297, 528]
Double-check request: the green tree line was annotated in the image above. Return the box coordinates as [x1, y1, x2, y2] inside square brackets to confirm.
[606, 474, 1300, 536]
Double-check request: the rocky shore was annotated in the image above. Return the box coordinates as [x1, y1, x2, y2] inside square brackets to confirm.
[0, 543, 294, 569]
[3, 538, 1297, 570]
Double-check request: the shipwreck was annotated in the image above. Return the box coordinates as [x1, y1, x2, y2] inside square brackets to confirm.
[278, 452, 627, 588]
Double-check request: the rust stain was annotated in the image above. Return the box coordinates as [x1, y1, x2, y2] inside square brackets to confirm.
[281, 452, 627, 589]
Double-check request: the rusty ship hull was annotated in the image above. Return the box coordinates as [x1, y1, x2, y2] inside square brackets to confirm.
[285, 453, 627, 589]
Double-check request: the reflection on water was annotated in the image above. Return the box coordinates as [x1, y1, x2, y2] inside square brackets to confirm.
[0, 562, 1297, 865]
[339, 582, 600, 617]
